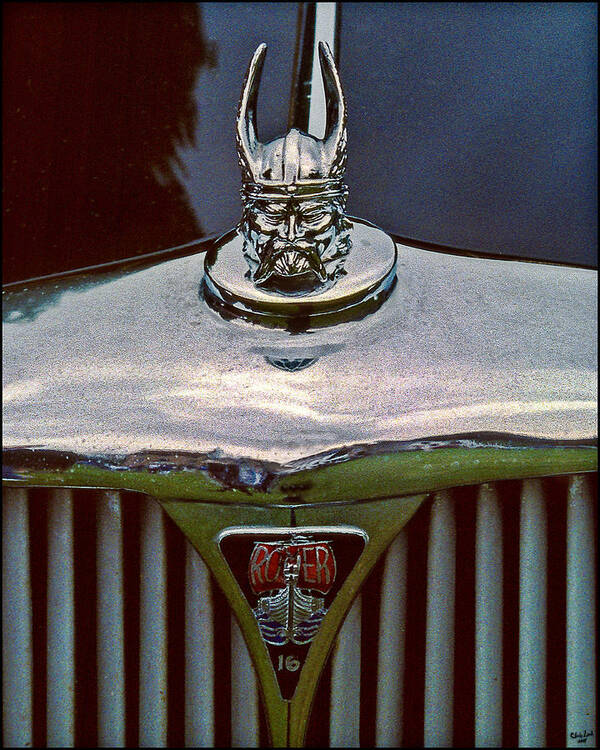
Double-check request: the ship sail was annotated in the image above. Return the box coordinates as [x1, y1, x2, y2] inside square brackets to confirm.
[250, 535, 335, 646]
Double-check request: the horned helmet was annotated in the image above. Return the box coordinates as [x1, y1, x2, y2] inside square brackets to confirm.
[236, 42, 351, 296]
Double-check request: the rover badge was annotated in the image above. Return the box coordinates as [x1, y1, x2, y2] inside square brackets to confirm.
[219, 525, 367, 699]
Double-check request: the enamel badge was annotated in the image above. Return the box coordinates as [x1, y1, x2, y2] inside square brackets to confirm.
[249, 535, 335, 646]
[219, 526, 367, 699]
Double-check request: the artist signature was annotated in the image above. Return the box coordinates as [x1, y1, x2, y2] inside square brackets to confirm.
[570, 730, 594, 744]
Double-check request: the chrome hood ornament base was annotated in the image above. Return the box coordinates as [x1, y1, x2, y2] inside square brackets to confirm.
[203, 42, 397, 328]
[203, 217, 397, 328]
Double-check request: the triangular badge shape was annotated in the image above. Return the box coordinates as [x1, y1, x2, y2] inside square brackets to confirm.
[159, 494, 427, 745]
[218, 525, 367, 699]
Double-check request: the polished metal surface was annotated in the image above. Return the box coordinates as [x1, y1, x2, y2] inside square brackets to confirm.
[139, 498, 168, 746]
[306, 3, 338, 140]
[204, 217, 396, 326]
[235, 41, 349, 295]
[519, 479, 547, 747]
[566, 475, 596, 748]
[2, 489, 33, 748]
[3, 15, 596, 497]
[231, 617, 260, 748]
[96, 491, 126, 747]
[375, 530, 408, 747]
[205, 40, 397, 322]
[424, 491, 455, 747]
[185, 544, 215, 747]
[3, 241, 596, 467]
[475, 484, 503, 747]
[238, 42, 346, 190]
[46, 489, 75, 747]
[330, 595, 361, 748]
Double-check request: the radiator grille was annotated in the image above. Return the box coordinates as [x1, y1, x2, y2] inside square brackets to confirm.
[3, 475, 597, 747]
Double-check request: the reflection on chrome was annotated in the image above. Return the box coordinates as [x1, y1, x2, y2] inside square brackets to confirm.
[237, 43, 349, 296]
[203, 42, 397, 326]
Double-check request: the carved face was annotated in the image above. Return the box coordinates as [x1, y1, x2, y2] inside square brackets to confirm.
[241, 195, 351, 295]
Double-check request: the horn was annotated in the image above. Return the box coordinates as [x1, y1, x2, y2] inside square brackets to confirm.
[236, 43, 267, 180]
[318, 41, 347, 177]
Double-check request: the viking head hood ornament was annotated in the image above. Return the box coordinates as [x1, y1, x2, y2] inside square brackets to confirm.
[236, 42, 351, 295]
[202, 42, 397, 327]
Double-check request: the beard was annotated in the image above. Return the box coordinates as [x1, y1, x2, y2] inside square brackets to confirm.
[242, 222, 352, 297]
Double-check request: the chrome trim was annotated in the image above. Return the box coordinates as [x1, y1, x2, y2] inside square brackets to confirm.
[231, 617, 260, 747]
[215, 525, 369, 545]
[139, 498, 168, 745]
[47, 489, 75, 746]
[475, 483, 503, 746]
[424, 491, 456, 746]
[519, 479, 547, 746]
[330, 595, 361, 747]
[184, 543, 215, 746]
[307, 3, 339, 139]
[2, 488, 33, 747]
[96, 491, 126, 747]
[566, 476, 596, 747]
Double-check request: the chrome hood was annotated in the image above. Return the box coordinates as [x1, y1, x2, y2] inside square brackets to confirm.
[3, 236, 597, 499]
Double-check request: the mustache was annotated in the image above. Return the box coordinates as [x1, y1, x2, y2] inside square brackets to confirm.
[260, 238, 313, 255]
[253, 239, 327, 284]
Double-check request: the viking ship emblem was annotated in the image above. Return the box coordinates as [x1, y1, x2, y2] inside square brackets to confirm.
[218, 525, 367, 699]
[248, 534, 336, 646]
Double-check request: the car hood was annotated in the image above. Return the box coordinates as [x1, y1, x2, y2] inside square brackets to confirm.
[3, 235, 596, 469]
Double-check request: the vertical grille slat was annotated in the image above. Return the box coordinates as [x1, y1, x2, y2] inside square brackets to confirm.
[566, 475, 596, 747]
[231, 616, 259, 748]
[96, 490, 126, 747]
[46, 489, 75, 747]
[375, 530, 408, 747]
[184, 541, 214, 747]
[330, 594, 362, 748]
[139, 497, 168, 747]
[2, 488, 33, 748]
[475, 483, 503, 746]
[424, 490, 456, 747]
[500, 481, 521, 746]
[452, 486, 477, 748]
[519, 478, 548, 747]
